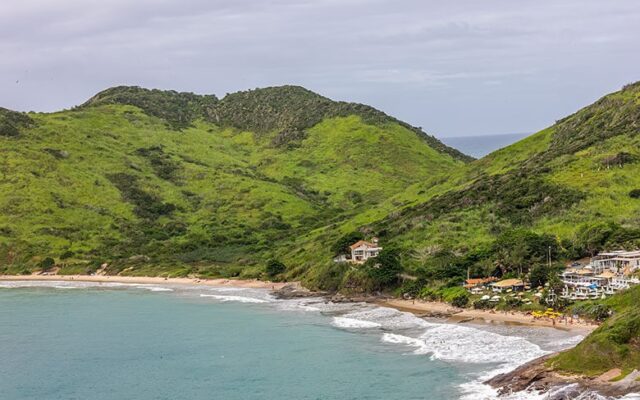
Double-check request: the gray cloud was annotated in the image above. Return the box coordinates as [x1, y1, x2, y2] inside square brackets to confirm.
[2, 0, 639, 136]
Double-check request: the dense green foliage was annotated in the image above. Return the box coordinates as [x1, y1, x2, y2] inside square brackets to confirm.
[265, 259, 286, 278]
[0, 85, 465, 277]
[0, 107, 33, 137]
[363, 248, 402, 290]
[80, 86, 218, 130]
[283, 81, 640, 293]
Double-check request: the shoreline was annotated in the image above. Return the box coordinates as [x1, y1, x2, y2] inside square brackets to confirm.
[376, 298, 598, 333]
[1, 274, 598, 333]
[0, 274, 291, 290]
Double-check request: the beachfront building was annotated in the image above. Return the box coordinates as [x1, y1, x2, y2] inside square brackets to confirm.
[464, 277, 498, 294]
[349, 238, 382, 264]
[590, 250, 640, 274]
[490, 279, 525, 293]
[560, 250, 640, 299]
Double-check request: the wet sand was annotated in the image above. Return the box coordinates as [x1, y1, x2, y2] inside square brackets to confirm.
[379, 298, 597, 333]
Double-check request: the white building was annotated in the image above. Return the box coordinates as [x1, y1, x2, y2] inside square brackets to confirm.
[591, 250, 640, 274]
[349, 238, 382, 264]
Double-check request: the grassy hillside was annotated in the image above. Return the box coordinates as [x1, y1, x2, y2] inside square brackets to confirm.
[288, 82, 640, 289]
[550, 284, 640, 377]
[0, 86, 467, 277]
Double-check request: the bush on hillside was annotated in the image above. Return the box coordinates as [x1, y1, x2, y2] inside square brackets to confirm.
[331, 231, 364, 257]
[473, 299, 492, 309]
[451, 293, 469, 308]
[629, 189, 640, 199]
[265, 259, 286, 278]
[39, 257, 55, 271]
[364, 248, 402, 290]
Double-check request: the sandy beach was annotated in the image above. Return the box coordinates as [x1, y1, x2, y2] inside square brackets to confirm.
[0, 274, 291, 290]
[379, 298, 598, 333]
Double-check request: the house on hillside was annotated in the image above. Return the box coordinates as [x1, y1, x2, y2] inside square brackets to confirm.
[590, 250, 640, 274]
[349, 238, 382, 264]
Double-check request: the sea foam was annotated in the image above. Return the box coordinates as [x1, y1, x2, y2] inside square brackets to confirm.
[332, 317, 382, 329]
[199, 294, 269, 303]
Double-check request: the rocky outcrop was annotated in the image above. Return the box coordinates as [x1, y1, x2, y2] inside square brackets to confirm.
[272, 283, 322, 299]
[487, 354, 640, 398]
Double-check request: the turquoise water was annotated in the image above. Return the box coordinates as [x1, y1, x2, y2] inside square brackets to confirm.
[0, 283, 584, 400]
[0, 287, 461, 400]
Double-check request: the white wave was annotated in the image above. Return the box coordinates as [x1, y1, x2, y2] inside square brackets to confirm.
[199, 294, 269, 303]
[339, 306, 432, 331]
[53, 285, 80, 289]
[275, 300, 322, 312]
[332, 317, 382, 329]
[417, 324, 548, 364]
[381, 333, 426, 349]
[136, 286, 174, 292]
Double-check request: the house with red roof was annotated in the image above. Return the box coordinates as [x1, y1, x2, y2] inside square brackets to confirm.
[349, 238, 382, 264]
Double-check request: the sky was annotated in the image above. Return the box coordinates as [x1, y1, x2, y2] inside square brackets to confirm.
[1, 1, 639, 137]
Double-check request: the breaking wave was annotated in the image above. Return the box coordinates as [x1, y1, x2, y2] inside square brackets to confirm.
[199, 294, 270, 303]
[332, 317, 382, 329]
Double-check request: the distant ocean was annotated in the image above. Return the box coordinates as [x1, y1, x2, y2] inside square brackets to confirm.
[0, 281, 588, 400]
[440, 133, 529, 158]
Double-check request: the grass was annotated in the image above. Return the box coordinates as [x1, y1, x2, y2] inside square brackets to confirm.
[550, 286, 640, 376]
[0, 97, 465, 275]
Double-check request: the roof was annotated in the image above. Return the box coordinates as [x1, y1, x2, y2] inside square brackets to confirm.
[465, 277, 498, 285]
[349, 240, 380, 250]
[596, 271, 616, 279]
[491, 279, 524, 288]
[595, 250, 640, 258]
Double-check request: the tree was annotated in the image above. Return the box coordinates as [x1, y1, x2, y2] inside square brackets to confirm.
[492, 229, 559, 274]
[266, 259, 286, 278]
[331, 231, 364, 257]
[575, 222, 616, 257]
[528, 264, 550, 288]
[364, 248, 402, 289]
[39, 257, 55, 272]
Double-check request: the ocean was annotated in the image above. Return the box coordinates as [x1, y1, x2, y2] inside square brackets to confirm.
[0, 281, 599, 400]
[440, 133, 529, 159]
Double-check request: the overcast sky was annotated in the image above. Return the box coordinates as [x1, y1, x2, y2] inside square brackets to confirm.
[2, 1, 639, 137]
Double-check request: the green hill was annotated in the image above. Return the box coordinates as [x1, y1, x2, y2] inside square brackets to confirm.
[0, 85, 468, 277]
[551, 284, 640, 377]
[284, 82, 640, 289]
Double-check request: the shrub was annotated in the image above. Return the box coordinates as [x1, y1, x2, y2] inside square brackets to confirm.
[629, 189, 640, 199]
[265, 259, 286, 278]
[451, 293, 469, 308]
[473, 299, 492, 309]
[60, 250, 75, 260]
[572, 303, 613, 322]
[505, 297, 523, 309]
[330, 231, 364, 256]
[364, 248, 402, 290]
[438, 286, 468, 303]
[419, 287, 439, 301]
[39, 257, 55, 271]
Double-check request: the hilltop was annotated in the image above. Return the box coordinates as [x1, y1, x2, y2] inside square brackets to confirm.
[0, 85, 467, 277]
